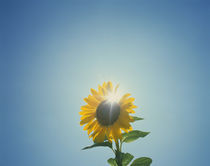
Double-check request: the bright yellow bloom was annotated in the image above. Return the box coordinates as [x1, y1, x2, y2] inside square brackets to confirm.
[79, 81, 137, 143]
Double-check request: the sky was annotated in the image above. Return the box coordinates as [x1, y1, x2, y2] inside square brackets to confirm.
[1, 0, 210, 166]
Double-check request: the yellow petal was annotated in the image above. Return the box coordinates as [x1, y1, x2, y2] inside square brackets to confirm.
[102, 82, 107, 89]
[80, 113, 95, 120]
[121, 126, 133, 133]
[79, 106, 96, 115]
[94, 128, 106, 142]
[81, 105, 95, 111]
[118, 117, 131, 129]
[89, 124, 101, 139]
[121, 102, 133, 110]
[111, 124, 122, 141]
[98, 85, 103, 95]
[106, 81, 113, 92]
[91, 88, 104, 101]
[102, 87, 107, 96]
[105, 127, 112, 142]
[130, 105, 137, 109]
[98, 85, 106, 96]
[80, 114, 95, 125]
[126, 109, 135, 114]
[119, 109, 134, 123]
[79, 110, 95, 115]
[123, 97, 135, 104]
[84, 95, 100, 107]
[121, 128, 129, 133]
[114, 84, 119, 93]
[87, 121, 98, 135]
[119, 93, 131, 104]
[129, 116, 135, 122]
[83, 119, 95, 130]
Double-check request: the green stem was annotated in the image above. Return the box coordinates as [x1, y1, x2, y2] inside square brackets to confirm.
[116, 140, 120, 151]
[115, 140, 122, 166]
[119, 140, 122, 152]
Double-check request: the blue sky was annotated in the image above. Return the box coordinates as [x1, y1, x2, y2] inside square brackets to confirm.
[1, 0, 210, 166]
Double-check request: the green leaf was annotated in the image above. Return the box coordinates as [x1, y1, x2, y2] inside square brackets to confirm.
[82, 141, 112, 150]
[122, 130, 150, 143]
[131, 116, 144, 122]
[107, 158, 118, 166]
[131, 157, 152, 166]
[122, 153, 134, 166]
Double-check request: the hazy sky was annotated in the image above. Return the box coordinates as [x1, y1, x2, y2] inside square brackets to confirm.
[2, 0, 210, 166]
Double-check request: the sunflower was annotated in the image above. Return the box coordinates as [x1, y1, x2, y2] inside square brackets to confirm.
[79, 81, 137, 143]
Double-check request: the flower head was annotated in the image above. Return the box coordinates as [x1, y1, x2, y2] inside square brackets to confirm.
[79, 81, 137, 143]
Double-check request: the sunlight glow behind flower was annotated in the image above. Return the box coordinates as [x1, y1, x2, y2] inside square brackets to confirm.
[106, 92, 121, 103]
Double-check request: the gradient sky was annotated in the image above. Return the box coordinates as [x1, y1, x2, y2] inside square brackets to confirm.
[1, 0, 210, 166]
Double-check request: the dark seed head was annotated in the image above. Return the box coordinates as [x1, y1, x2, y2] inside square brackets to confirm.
[96, 100, 121, 126]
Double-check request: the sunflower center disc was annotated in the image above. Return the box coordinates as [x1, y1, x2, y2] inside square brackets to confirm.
[96, 100, 121, 126]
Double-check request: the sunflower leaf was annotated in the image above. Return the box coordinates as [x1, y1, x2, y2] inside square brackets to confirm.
[122, 153, 134, 166]
[107, 158, 118, 166]
[131, 116, 144, 122]
[122, 130, 150, 143]
[82, 141, 112, 150]
[131, 157, 152, 166]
